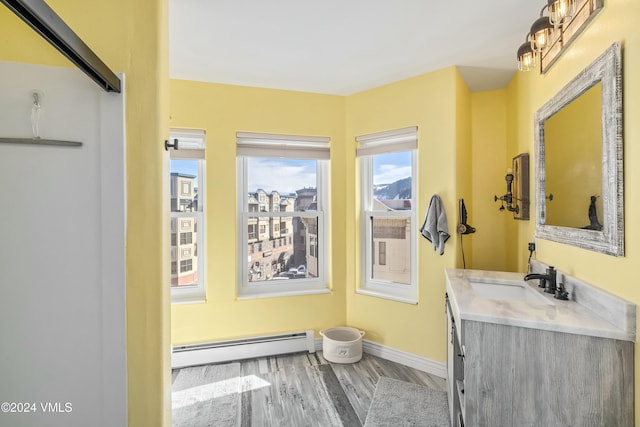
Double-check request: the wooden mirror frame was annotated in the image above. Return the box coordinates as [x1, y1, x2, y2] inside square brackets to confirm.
[534, 42, 623, 256]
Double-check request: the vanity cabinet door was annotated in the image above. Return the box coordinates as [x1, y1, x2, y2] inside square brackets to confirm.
[446, 297, 464, 426]
[446, 300, 454, 424]
[463, 320, 633, 426]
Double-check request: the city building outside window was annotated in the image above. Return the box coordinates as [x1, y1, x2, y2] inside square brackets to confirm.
[357, 127, 418, 304]
[236, 132, 330, 298]
[170, 129, 206, 303]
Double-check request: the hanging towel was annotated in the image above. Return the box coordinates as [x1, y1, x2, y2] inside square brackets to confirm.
[420, 195, 450, 255]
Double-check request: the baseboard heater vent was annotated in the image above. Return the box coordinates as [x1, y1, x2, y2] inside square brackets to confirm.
[172, 330, 315, 369]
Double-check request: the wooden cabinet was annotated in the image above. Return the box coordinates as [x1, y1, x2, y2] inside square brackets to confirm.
[446, 295, 634, 426]
[446, 296, 464, 427]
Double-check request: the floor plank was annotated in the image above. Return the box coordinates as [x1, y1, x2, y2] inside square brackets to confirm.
[173, 351, 446, 426]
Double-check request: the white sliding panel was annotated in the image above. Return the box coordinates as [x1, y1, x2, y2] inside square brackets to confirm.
[0, 61, 127, 427]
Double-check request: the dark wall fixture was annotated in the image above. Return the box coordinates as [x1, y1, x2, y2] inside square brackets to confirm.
[0, 0, 121, 93]
[495, 153, 530, 220]
[457, 199, 476, 235]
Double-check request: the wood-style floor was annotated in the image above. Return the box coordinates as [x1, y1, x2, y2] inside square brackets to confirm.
[172, 351, 446, 427]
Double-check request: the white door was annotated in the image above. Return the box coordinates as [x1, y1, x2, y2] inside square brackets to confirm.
[0, 61, 126, 427]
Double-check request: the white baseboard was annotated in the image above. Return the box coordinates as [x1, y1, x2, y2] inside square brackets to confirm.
[172, 330, 315, 369]
[314, 338, 446, 379]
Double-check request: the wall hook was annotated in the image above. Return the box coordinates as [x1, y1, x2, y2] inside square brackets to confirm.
[31, 90, 44, 139]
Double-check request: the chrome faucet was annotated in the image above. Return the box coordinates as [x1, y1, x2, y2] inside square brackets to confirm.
[524, 266, 557, 294]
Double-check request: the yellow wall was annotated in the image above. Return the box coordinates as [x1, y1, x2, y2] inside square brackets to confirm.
[470, 90, 512, 271]
[5, 0, 640, 423]
[508, 0, 640, 422]
[455, 71, 474, 269]
[170, 67, 477, 367]
[544, 82, 602, 227]
[169, 80, 348, 344]
[345, 68, 463, 361]
[0, 1, 171, 425]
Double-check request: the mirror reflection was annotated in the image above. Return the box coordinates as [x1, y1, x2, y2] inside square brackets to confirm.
[534, 41, 623, 257]
[543, 82, 603, 229]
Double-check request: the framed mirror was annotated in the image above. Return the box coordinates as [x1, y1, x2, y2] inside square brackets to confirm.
[534, 42, 623, 256]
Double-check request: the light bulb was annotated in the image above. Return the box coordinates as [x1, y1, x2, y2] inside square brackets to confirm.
[548, 0, 577, 27]
[517, 42, 538, 72]
[529, 16, 554, 53]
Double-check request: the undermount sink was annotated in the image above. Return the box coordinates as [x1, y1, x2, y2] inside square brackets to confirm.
[469, 278, 553, 306]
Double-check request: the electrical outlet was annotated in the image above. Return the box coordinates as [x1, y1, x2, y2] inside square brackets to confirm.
[528, 242, 536, 252]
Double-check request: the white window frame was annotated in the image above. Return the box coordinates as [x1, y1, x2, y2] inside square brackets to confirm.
[170, 129, 206, 304]
[357, 126, 418, 304]
[236, 132, 330, 299]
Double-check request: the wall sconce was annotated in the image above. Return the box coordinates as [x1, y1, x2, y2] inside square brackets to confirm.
[494, 154, 530, 220]
[517, 0, 603, 73]
[494, 168, 518, 213]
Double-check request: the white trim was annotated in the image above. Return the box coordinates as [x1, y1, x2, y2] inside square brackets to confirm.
[170, 128, 206, 159]
[355, 288, 418, 305]
[237, 131, 330, 159]
[237, 287, 331, 300]
[356, 126, 418, 156]
[362, 340, 446, 379]
[170, 129, 207, 304]
[236, 156, 329, 299]
[99, 73, 128, 426]
[172, 128, 206, 149]
[359, 149, 418, 302]
[314, 338, 446, 379]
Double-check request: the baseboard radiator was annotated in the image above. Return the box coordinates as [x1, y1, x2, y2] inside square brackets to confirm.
[172, 330, 316, 369]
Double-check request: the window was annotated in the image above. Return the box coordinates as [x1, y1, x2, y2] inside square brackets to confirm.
[170, 129, 206, 303]
[379, 241, 387, 266]
[180, 259, 193, 272]
[357, 126, 418, 303]
[180, 232, 193, 245]
[237, 132, 330, 298]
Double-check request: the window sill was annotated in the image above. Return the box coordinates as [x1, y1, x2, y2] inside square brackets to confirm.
[356, 288, 418, 305]
[171, 294, 206, 305]
[237, 287, 331, 300]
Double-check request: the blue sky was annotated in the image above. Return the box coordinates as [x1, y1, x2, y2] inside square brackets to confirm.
[171, 153, 412, 193]
[372, 151, 411, 186]
[171, 159, 198, 179]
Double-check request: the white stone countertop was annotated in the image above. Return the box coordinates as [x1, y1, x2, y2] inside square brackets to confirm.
[446, 268, 636, 342]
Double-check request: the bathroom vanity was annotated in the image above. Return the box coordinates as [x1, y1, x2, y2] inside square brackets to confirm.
[445, 264, 636, 427]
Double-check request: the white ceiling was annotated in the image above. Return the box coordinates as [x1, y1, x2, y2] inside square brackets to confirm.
[169, 0, 543, 95]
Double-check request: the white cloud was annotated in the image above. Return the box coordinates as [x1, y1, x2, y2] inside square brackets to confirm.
[247, 158, 316, 194]
[374, 164, 411, 185]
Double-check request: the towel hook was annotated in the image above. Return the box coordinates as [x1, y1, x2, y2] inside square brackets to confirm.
[31, 91, 43, 140]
